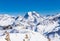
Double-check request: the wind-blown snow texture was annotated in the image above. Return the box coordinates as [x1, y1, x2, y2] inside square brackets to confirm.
[0, 11, 60, 41]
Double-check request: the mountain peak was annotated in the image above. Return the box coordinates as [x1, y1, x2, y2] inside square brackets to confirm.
[27, 11, 38, 16]
[28, 11, 37, 15]
[24, 11, 40, 19]
[32, 11, 37, 13]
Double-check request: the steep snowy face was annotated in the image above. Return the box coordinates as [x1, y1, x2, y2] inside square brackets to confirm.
[37, 19, 58, 34]
[14, 15, 28, 29]
[13, 15, 29, 30]
[14, 15, 23, 25]
[0, 14, 15, 26]
[22, 11, 45, 31]
[24, 11, 44, 23]
[40, 14, 60, 40]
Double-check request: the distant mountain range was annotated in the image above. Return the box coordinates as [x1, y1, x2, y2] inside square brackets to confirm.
[0, 11, 60, 41]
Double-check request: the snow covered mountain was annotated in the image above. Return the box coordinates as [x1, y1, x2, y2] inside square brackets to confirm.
[0, 14, 15, 26]
[0, 11, 60, 41]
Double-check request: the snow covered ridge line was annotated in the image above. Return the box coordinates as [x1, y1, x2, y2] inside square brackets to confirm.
[0, 11, 60, 26]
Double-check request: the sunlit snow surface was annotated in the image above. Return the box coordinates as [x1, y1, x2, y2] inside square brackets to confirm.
[0, 29, 48, 41]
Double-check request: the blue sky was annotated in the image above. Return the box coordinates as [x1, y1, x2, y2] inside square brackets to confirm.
[0, 0, 60, 15]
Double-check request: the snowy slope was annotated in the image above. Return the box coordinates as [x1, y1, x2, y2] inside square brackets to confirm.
[0, 14, 15, 26]
[0, 29, 48, 41]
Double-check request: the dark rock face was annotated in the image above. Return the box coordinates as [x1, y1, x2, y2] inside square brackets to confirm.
[24, 13, 29, 19]
[56, 29, 60, 36]
[53, 16, 60, 21]
[15, 16, 19, 20]
[45, 32, 55, 38]
[3, 25, 12, 30]
[45, 29, 60, 39]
